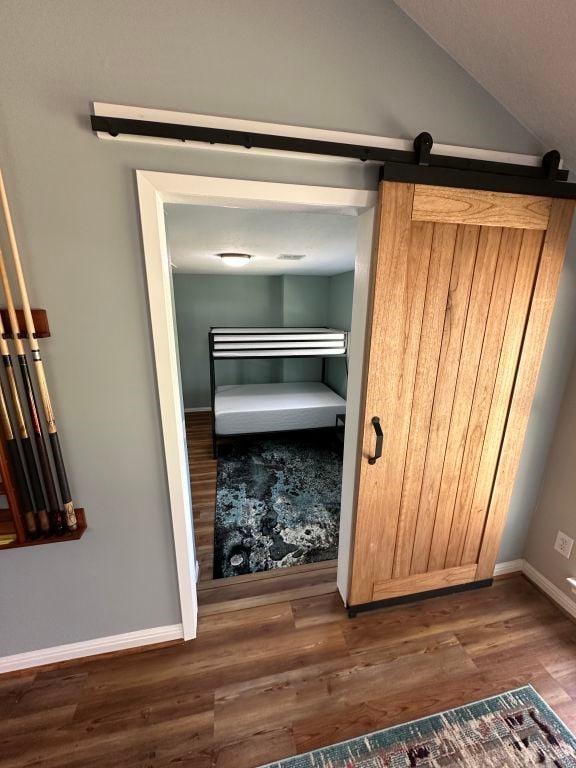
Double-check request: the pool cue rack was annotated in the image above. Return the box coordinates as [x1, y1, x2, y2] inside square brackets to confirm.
[0, 308, 50, 339]
[0, 308, 87, 550]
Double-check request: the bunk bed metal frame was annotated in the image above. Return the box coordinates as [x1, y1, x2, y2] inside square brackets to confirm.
[208, 326, 349, 458]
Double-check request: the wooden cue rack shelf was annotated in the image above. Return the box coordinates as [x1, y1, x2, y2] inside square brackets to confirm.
[0, 308, 87, 550]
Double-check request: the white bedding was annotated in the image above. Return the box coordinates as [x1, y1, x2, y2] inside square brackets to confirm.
[214, 381, 346, 436]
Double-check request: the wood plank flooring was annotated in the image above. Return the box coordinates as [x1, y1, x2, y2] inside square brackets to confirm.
[198, 560, 338, 616]
[186, 411, 217, 582]
[2, 575, 576, 767]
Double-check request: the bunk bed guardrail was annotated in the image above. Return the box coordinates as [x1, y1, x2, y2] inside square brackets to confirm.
[208, 327, 349, 457]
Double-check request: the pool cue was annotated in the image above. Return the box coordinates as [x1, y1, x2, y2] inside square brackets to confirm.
[0, 288, 50, 534]
[0, 376, 38, 538]
[0, 170, 76, 531]
[0, 250, 65, 535]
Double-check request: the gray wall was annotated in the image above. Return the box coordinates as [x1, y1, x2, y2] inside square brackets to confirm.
[0, 0, 546, 656]
[524, 350, 576, 595]
[522, 224, 576, 591]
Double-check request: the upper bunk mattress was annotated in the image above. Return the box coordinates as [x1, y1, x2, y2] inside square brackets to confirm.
[214, 381, 346, 435]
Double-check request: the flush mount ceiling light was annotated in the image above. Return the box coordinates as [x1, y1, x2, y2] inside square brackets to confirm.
[219, 252, 252, 268]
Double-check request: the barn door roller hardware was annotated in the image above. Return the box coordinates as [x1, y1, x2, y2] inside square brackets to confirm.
[90, 114, 576, 198]
[381, 134, 575, 198]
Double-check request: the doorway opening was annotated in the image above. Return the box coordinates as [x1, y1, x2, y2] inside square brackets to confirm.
[137, 172, 376, 637]
[167, 204, 358, 586]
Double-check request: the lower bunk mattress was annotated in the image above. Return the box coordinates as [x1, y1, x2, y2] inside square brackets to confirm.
[214, 381, 346, 436]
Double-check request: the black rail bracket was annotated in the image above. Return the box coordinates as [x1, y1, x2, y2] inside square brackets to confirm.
[543, 149, 561, 181]
[414, 132, 433, 166]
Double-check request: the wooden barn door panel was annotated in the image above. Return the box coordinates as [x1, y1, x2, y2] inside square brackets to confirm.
[349, 181, 574, 607]
[409, 225, 501, 577]
[427, 227, 523, 573]
[448, 229, 543, 567]
[348, 183, 434, 601]
[391, 222, 457, 579]
[475, 198, 575, 579]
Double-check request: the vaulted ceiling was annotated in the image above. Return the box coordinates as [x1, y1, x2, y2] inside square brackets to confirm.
[393, 0, 576, 170]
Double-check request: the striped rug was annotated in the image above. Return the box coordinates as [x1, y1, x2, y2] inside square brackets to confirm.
[258, 687, 576, 767]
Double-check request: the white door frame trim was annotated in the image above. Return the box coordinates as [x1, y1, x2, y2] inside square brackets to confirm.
[136, 171, 377, 640]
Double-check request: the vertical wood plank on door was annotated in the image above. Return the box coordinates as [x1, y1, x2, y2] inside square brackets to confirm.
[460, 229, 543, 565]
[426, 226, 505, 572]
[475, 199, 576, 580]
[409, 225, 481, 576]
[368, 220, 435, 584]
[393, 223, 456, 578]
[442, 229, 523, 569]
[349, 182, 433, 604]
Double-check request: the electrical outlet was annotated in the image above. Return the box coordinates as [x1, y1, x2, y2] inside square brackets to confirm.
[554, 530, 574, 559]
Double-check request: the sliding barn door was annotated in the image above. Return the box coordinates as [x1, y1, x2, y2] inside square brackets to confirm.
[349, 181, 574, 607]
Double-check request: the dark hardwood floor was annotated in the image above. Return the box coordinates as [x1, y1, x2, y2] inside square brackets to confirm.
[1, 575, 576, 767]
[185, 411, 217, 582]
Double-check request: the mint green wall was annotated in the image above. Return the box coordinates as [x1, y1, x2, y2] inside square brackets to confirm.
[174, 273, 354, 408]
[173, 275, 283, 408]
[326, 271, 355, 397]
[282, 276, 329, 383]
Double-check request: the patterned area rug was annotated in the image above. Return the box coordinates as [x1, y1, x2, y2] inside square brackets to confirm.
[213, 431, 342, 579]
[258, 687, 576, 767]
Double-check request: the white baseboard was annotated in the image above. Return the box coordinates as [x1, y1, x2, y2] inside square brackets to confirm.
[0, 559, 567, 675]
[0, 623, 183, 675]
[493, 558, 524, 576]
[184, 407, 211, 413]
[522, 561, 576, 621]
[491, 559, 576, 622]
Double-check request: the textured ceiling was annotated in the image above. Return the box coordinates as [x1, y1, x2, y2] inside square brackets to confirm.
[165, 204, 357, 275]
[393, 0, 576, 170]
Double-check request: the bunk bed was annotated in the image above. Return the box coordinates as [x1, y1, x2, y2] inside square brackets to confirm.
[208, 327, 348, 456]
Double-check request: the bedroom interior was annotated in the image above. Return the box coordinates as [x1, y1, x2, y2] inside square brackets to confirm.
[167, 203, 358, 585]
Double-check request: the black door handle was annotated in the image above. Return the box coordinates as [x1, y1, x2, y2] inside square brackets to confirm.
[368, 417, 383, 465]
